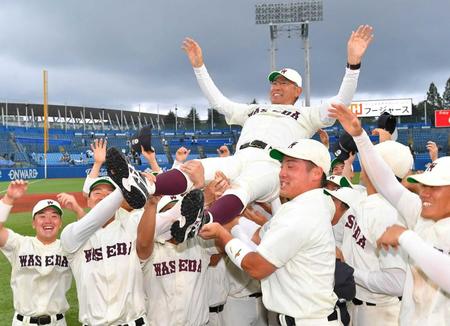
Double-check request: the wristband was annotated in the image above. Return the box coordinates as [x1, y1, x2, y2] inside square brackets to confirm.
[225, 238, 253, 270]
[347, 62, 361, 70]
[0, 200, 13, 223]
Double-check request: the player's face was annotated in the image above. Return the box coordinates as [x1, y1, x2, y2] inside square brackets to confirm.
[419, 185, 450, 220]
[270, 76, 302, 105]
[88, 184, 115, 208]
[332, 163, 345, 176]
[32, 207, 62, 244]
[279, 157, 322, 199]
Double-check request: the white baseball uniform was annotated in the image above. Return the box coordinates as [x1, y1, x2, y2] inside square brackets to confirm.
[341, 193, 406, 325]
[352, 131, 450, 326]
[222, 257, 268, 326]
[60, 190, 147, 326]
[1, 229, 72, 326]
[189, 65, 360, 205]
[206, 257, 229, 326]
[142, 237, 218, 326]
[256, 188, 339, 325]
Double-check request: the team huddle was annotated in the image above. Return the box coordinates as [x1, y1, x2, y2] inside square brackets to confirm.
[1, 24, 450, 326]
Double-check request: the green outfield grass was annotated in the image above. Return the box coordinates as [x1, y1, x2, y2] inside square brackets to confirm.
[0, 178, 85, 195]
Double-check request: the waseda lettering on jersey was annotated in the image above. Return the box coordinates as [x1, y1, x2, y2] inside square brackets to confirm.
[344, 215, 366, 249]
[247, 107, 300, 121]
[84, 242, 132, 263]
[153, 259, 202, 276]
[18, 254, 69, 267]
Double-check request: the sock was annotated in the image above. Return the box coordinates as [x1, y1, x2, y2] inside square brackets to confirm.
[207, 194, 244, 225]
[154, 169, 191, 195]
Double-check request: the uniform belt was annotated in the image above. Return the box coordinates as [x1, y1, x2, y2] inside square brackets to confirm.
[352, 298, 376, 306]
[16, 313, 64, 325]
[280, 309, 338, 325]
[239, 140, 271, 151]
[249, 292, 262, 298]
[84, 317, 145, 326]
[209, 304, 224, 313]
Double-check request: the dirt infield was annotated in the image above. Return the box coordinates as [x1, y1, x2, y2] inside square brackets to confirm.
[11, 192, 87, 213]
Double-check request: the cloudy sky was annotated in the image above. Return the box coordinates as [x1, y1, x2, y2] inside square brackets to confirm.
[0, 0, 448, 118]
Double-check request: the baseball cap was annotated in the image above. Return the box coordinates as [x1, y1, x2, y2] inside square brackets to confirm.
[131, 125, 153, 154]
[32, 199, 63, 218]
[268, 68, 302, 87]
[373, 140, 413, 179]
[270, 139, 331, 174]
[327, 175, 353, 188]
[407, 156, 450, 186]
[377, 112, 398, 141]
[88, 176, 116, 196]
[157, 195, 182, 213]
[324, 188, 362, 209]
[333, 132, 358, 162]
[330, 158, 345, 171]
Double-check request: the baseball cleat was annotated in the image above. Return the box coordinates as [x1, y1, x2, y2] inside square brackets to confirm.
[170, 189, 211, 243]
[105, 147, 155, 209]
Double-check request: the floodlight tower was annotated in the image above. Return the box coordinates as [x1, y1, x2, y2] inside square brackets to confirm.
[255, 1, 323, 106]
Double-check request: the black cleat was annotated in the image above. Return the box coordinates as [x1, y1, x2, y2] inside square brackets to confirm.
[105, 147, 154, 209]
[170, 189, 211, 243]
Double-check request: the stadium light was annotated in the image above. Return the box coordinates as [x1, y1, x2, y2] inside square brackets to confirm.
[255, 1, 323, 106]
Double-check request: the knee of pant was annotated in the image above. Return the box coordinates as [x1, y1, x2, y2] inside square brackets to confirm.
[223, 187, 250, 209]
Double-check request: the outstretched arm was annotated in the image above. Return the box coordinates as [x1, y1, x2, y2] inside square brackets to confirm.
[136, 196, 160, 260]
[182, 37, 251, 126]
[328, 103, 421, 228]
[0, 180, 28, 247]
[319, 25, 374, 125]
[83, 138, 107, 196]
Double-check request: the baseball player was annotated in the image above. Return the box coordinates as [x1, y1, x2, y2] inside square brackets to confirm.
[199, 139, 341, 325]
[60, 176, 150, 325]
[0, 180, 71, 326]
[329, 103, 450, 325]
[106, 25, 374, 244]
[206, 255, 229, 326]
[136, 190, 219, 326]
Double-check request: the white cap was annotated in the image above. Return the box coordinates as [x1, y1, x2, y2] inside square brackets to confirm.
[157, 195, 182, 213]
[324, 188, 362, 209]
[268, 68, 302, 87]
[270, 139, 331, 174]
[32, 199, 63, 218]
[327, 175, 353, 188]
[373, 141, 413, 179]
[88, 177, 116, 195]
[407, 156, 450, 186]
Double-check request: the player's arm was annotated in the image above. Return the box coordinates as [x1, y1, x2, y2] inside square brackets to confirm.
[317, 25, 374, 127]
[141, 146, 161, 173]
[82, 138, 107, 196]
[199, 223, 276, 280]
[182, 37, 251, 126]
[136, 195, 160, 260]
[378, 225, 450, 293]
[171, 146, 190, 170]
[329, 103, 421, 228]
[0, 180, 28, 247]
[353, 267, 405, 297]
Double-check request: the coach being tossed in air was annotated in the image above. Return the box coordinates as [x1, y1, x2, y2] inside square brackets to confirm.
[199, 139, 341, 325]
[0, 180, 71, 326]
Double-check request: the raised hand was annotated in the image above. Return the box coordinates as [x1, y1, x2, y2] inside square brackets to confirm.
[182, 37, 204, 68]
[328, 103, 363, 137]
[426, 141, 439, 162]
[57, 192, 85, 219]
[372, 128, 392, 143]
[317, 129, 330, 149]
[90, 138, 107, 165]
[4, 180, 28, 204]
[376, 224, 407, 250]
[180, 160, 205, 189]
[175, 146, 191, 163]
[347, 25, 374, 65]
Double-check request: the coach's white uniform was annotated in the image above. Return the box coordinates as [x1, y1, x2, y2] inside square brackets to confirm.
[1, 230, 71, 326]
[341, 194, 405, 325]
[143, 237, 218, 326]
[191, 65, 359, 205]
[61, 191, 147, 326]
[353, 131, 450, 325]
[206, 258, 229, 326]
[257, 189, 339, 325]
[222, 257, 267, 326]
